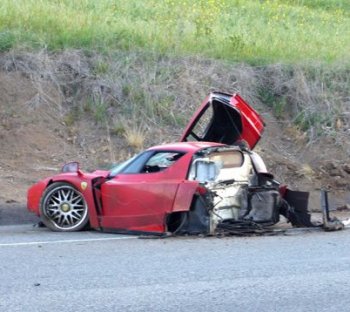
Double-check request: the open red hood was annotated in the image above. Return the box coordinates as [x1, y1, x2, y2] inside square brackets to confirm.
[180, 92, 265, 150]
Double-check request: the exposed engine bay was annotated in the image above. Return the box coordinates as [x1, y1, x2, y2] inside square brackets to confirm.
[169, 146, 343, 235]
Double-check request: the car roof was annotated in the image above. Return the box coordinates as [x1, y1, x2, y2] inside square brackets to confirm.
[147, 141, 225, 153]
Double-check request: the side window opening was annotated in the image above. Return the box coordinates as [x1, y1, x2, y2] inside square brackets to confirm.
[141, 152, 185, 173]
[189, 104, 214, 140]
[120, 151, 154, 174]
[185, 100, 242, 144]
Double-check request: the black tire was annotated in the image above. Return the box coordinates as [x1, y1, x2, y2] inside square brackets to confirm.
[39, 182, 89, 232]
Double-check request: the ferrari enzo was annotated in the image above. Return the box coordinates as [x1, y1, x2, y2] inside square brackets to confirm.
[27, 92, 342, 235]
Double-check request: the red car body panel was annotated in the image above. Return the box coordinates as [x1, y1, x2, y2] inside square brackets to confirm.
[231, 94, 265, 149]
[100, 178, 179, 232]
[180, 92, 264, 149]
[172, 181, 200, 212]
[27, 178, 50, 215]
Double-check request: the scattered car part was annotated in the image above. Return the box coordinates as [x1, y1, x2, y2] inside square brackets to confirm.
[321, 190, 344, 231]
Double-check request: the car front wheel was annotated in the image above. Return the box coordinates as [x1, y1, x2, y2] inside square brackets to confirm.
[40, 182, 89, 232]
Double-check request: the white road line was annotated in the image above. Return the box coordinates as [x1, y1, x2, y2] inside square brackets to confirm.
[0, 236, 137, 247]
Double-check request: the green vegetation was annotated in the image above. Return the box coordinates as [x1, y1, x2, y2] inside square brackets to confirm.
[0, 1, 349, 144]
[0, 0, 349, 63]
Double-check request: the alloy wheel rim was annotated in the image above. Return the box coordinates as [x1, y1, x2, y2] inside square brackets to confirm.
[44, 186, 87, 229]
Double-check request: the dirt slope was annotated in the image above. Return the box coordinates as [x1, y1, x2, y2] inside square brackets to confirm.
[0, 55, 349, 211]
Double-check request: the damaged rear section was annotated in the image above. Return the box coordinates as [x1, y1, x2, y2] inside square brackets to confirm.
[166, 146, 282, 235]
[190, 147, 285, 235]
[166, 146, 344, 236]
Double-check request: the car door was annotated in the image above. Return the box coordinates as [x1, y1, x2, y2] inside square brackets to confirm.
[180, 92, 265, 149]
[100, 151, 186, 233]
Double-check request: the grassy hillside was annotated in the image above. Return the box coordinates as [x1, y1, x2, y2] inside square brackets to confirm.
[0, 1, 349, 198]
[0, 1, 349, 148]
[1, 0, 349, 63]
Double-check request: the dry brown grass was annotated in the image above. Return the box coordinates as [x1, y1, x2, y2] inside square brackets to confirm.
[1, 49, 349, 203]
[0, 49, 349, 156]
[122, 122, 146, 150]
[258, 63, 350, 145]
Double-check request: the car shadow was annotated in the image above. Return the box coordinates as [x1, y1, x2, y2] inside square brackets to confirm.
[0, 201, 40, 226]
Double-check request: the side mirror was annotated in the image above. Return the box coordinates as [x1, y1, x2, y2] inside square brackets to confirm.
[61, 161, 80, 173]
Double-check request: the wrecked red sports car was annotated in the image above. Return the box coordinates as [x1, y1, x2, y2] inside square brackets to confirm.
[27, 92, 341, 235]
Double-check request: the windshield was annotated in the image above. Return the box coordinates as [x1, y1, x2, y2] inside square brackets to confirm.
[108, 153, 140, 177]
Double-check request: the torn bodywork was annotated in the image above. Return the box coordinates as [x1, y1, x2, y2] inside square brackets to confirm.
[169, 146, 344, 236]
[321, 190, 344, 231]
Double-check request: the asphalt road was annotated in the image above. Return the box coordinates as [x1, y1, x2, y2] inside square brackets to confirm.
[1, 219, 350, 312]
[0, 202, 40, 226]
